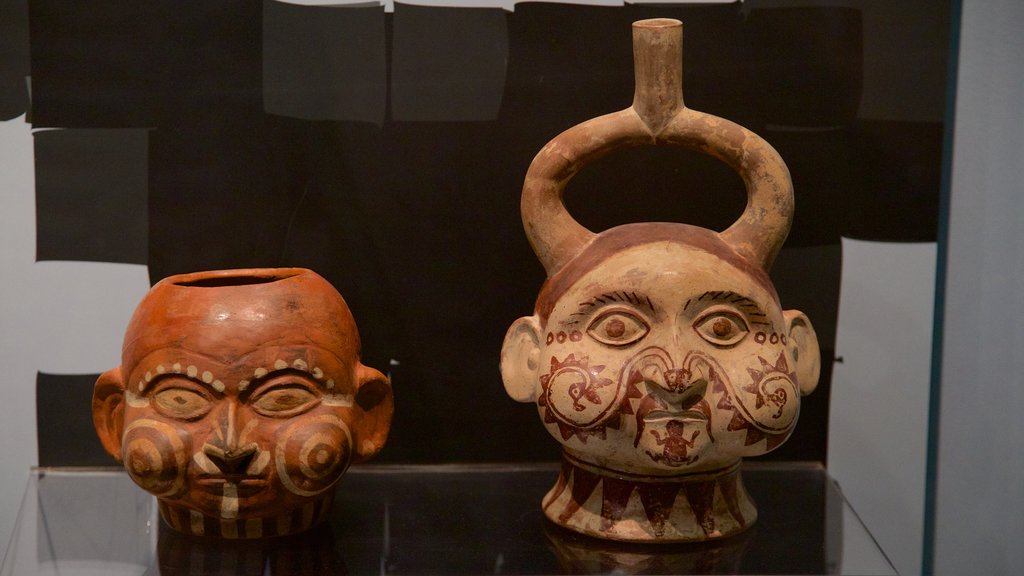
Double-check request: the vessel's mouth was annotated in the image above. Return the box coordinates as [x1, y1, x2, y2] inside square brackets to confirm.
[174, 272, 298, 288]
[636, 369, 710, 424]
[634, 18, 680, 29]
[643, 409, 707, 422]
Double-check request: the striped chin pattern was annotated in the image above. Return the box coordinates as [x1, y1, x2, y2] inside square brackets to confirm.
[542, 453, 756, 543]
[157, 491, 335, 539]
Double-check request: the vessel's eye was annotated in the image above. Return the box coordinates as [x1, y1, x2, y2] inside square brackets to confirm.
[251, 383, 320, 418]
[153, 382, 212, 420]
[587, 309, 650, 347]
[693, 310, 749, 347]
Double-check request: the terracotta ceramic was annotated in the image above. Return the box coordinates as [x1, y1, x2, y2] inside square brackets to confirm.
[501, 19, 821, 543]
[93, 268, 393, 539]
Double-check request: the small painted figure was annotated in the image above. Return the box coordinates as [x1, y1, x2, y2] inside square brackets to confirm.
[647, 420, 701, 466]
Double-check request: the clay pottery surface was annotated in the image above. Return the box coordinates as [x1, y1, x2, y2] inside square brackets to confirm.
[500, 19, 820, 543]
[93, 268, 393, 538]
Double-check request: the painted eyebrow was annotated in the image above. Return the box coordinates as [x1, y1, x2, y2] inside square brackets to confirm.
[684, 290, 771, 326]
[565, 291, 656, 325]
[245, 360, 337, 392]
[134, 363, 227, 394]
[135, 358, 338, 394]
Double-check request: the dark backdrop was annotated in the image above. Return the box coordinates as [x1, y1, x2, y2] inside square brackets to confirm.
[12, 0, 948, 466]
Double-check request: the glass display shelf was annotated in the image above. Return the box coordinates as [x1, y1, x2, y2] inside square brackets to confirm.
[2, 462, 895, 575]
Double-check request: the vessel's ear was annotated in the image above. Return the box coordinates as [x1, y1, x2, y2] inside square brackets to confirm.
[93, 367, 126, 463]
[351, 364, 393, 463]
[500, 316, 543, 403]
[784, 310, 821, 396]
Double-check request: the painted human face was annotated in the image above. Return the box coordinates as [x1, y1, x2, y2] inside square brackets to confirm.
[531, 242, 803, 474]
[120, 342, 358, 524]
[94, 270, 392, 538]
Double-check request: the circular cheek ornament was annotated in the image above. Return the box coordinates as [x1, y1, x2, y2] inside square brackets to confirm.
[273, 414, 353, 498]
[121, 419, 190, 498]
[92, 268, 393, 539]
[500, 19, 822, 543]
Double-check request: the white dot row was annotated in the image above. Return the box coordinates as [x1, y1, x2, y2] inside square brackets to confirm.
[137, 359, 334, 393]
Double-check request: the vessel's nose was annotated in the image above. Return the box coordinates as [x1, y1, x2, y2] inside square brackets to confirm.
[202, 442, 258, 475]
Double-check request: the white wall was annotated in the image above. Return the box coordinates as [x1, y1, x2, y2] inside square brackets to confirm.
[829, 3, 1024, 575]
[0, 118, 149, 555]
[934, 1, 1024, 574]
[0, 115, 37, 554]
[829, 239, 936, 576]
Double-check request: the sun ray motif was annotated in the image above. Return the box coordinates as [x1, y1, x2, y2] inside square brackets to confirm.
[539, 353, 629, 442]
[719, 352, 794, 449]
[743, 352, 793, 408]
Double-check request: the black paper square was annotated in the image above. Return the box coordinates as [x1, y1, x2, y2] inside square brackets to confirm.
[36, 372, 114, 467]
[391, 4, 508, 122]
[263, 0, 386, 123]
[0, 0, 30, 120]
[34, 128, 148, 264]
[27, 1, 164, 128]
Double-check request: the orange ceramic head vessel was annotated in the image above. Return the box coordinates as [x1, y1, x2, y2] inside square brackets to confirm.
[500, 19, 821, 542]
[93, 268, 393, 538]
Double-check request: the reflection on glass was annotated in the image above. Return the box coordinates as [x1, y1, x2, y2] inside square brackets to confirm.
[544, 521, 754, 574]
[2, 465, 895, 575]
[0, 470, 156, 576]
[157, 523, 347, 575]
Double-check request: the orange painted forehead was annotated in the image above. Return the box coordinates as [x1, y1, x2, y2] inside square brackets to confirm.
[122, 269, 361, 368]
[534, 223, 779, 323]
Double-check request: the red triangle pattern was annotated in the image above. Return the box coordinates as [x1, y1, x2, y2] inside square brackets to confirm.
[550, 457, 748, 539]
